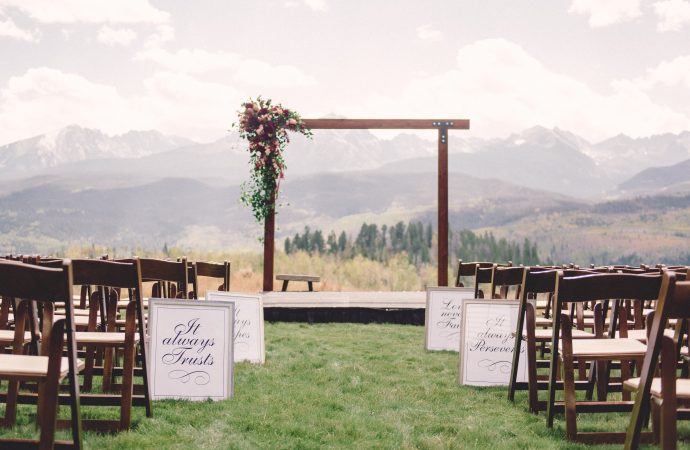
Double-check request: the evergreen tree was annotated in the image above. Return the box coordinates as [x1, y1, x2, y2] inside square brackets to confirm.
[338, 231, 347, 253]
[327, 231, 338, 255]
[313, 230, 325, 254]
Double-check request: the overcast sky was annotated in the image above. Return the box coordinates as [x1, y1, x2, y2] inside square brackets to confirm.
[1, 0, 689, 145]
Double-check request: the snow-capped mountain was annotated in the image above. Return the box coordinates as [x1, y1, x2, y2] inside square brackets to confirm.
[4, 124, 690, 199]
[587, 131, 690, 177]
[0, 125, 194, 175]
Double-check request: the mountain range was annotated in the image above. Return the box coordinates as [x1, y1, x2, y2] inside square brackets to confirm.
[4, 124, 690, 197]
[3, 124, 690, 261]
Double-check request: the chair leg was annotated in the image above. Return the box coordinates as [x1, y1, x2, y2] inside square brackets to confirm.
[36, 380, 46, 429]
[621, 359, 631, 401]
[596, 360, 608, 401]
[103, 346, 115, 392]
[562, 354, 578, 440]
[524, 304, 540, 412]
[509, 301, 528, 403]
[1, 379, 19, 427]
[83, 344, 96, 391]
[659, 335, 678, 450]
[527, 339, 539, 413]
[577, 356, 587, 380]
[651, 399, 661, 445]
[585, 360, 596, 400]
[120, 342, 135, 429]
[659, 396, 676, 450]
[38, 375, 60, 450]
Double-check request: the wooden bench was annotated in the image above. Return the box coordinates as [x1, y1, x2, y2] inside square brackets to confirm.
[276, 274, 320, 292]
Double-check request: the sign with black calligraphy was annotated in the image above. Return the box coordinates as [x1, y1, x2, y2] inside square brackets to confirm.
[424, 287, 475, 351]
[205, 291, 265, 364]
[458, 300, 527, 386]
[148, 299, 234, 400]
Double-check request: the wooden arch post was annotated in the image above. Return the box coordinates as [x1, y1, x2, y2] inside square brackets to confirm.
[262, 118, 470, 292]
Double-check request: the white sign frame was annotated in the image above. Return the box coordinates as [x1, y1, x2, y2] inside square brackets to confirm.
[148, 299, 234, 400]
[458, 300, 527, 386]
[205, 291, 266, 364]
[424, 287, 475, 351]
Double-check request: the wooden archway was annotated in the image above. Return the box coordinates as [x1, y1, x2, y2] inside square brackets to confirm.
[263, 118, 471, 291]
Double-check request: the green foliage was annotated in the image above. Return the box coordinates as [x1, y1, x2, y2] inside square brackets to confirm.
[285, 222, 542, 267]
[235, 97, 312, 224]
[286, 221, 435, 266]
[451, 229, 541, 266]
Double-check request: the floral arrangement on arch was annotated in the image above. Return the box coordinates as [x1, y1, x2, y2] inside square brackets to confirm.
[235, 97, 312, 223]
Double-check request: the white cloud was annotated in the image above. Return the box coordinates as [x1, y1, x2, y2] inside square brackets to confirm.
[0, 67, 245, 143]
[284, 0, 327, 10]
[0, 67, 131, 142]
[135, 71, 244, 139]
[303, 0, 328, 11]
[135, 47, 241, 74]
[234, 59, 317, 87]
[144, 23, 175, 47]
[416, 25, 442, 42]
[97, 25, 136, 46]
[653, 0, 690, 31]
[619, 54, 690, 90]
[345, 39, 690, 141]
[0, 0, 169, 24]
[0, 12, 38, 41]
[568, 0, 642, 27]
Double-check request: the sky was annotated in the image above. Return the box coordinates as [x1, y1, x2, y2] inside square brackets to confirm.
[1, 0, 690, 145]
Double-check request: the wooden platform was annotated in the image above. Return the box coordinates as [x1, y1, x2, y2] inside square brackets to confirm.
[261, 291, 426, 324]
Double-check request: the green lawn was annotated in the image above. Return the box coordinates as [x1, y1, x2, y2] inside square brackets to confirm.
[2, 323, 689, 449]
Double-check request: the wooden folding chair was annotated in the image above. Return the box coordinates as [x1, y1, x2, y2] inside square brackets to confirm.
[625, 271, 690, 449]
[0, 259, 83, 449]
[508, 268, 558, 409]
[68, 258, 152, 431]
[545, 271, 663, 443]
[508, 269, 596, 412]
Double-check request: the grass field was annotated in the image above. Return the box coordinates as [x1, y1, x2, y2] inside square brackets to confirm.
[2, 322, 689, 449]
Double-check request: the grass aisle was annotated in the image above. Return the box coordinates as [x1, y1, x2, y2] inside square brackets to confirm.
[3, 323, 690, 449]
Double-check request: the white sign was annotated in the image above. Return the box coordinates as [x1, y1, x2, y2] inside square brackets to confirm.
[206, 291, 265, 364]
[425, 287, 475, 351]
[148, 299, 234, 400]
[458, 300, 527, 386]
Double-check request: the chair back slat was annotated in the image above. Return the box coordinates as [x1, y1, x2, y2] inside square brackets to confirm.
[190, 261, 231, 298]
[196, 261, 230, 279]
[138, 258, 187, 283]
[662, 278, 690, 319]
[555, 272, 662, 303]
[491, 266, 526, 299]
[71, 259, 140, 288]
[523, 269, 559, 294]
[0, 259, 72, 303]
[475, 265, 494, 284]
[492, 266, 525, 286]
[135, 257, 189, 299]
